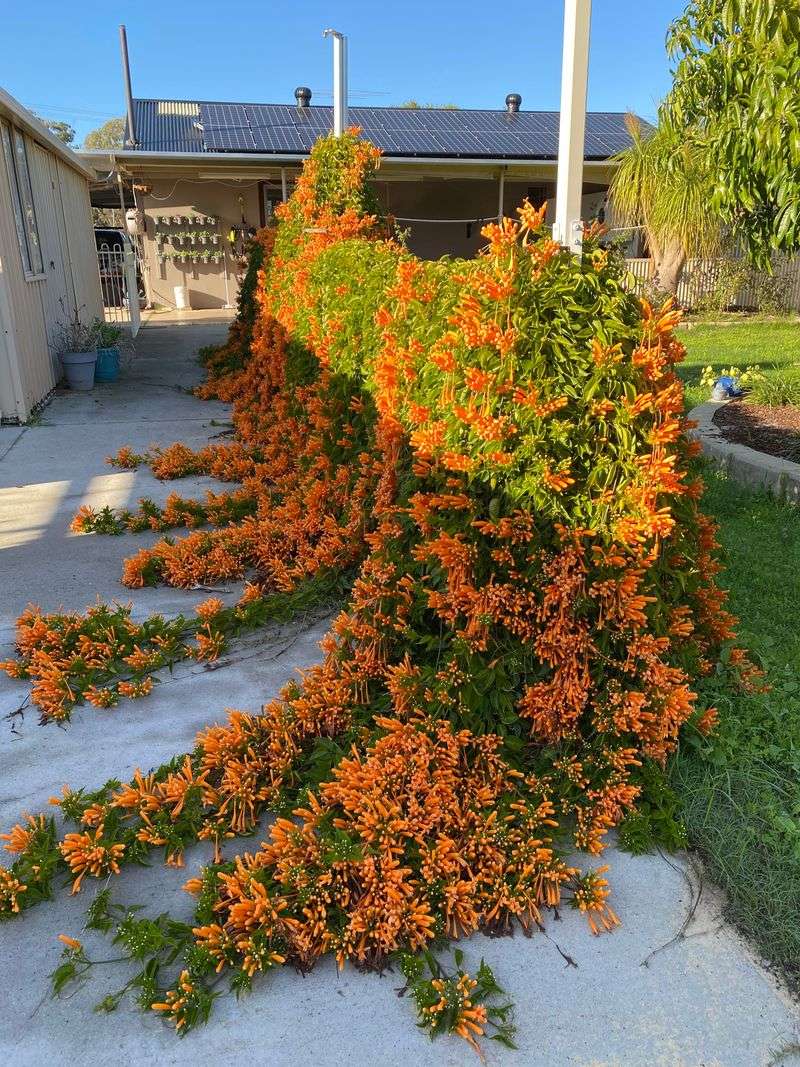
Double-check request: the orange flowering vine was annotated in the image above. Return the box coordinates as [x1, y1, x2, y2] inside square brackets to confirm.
[0, 130, 751, 1057]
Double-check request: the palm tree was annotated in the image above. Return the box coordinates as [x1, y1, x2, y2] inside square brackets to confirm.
[609, 115, 721, 296]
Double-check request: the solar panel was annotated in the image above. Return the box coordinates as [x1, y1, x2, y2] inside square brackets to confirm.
[200, 103, 256, 151]
[138, 99, 648, 159]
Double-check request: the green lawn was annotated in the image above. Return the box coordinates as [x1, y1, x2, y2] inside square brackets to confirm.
[666, 320, 800, 991]
[678, 317, 800, 410]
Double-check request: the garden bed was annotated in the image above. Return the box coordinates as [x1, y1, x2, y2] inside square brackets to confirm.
[713, 400, 800, 461]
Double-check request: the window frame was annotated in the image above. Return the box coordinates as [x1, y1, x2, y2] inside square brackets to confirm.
[0, 118, 45, 280]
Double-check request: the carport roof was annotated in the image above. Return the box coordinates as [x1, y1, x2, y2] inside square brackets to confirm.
[125, 98, 649, 161]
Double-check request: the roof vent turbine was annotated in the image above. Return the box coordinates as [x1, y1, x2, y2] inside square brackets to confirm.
[294, 86, 312, 108]
[505, 93, 522, 113]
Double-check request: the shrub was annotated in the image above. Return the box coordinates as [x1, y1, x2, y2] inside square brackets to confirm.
[0, 131, 753, 1055]
[750, 368, 800, 407]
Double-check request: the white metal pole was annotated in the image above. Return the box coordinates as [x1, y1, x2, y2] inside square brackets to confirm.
[323, 29, 348, 136]
[281, 167, 288, 201]
[497, 166, 506, 221]
[553, 0, 592, 256]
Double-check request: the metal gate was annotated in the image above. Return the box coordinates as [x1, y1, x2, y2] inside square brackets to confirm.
[97, 241, 141, 337]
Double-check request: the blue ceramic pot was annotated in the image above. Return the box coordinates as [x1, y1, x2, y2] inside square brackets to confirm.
[95, 346, 120, 383]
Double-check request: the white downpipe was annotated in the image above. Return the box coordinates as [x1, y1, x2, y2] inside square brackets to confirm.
[323, 29, 348, 136]
[497, 166, 506, 221]
[281, 167, 288, 202]
[553, 0, 592, 256]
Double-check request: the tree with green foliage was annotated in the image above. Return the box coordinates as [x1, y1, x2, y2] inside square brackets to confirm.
[84, 116, 125, 150]
[399, 100, 459, 109]
[609, 115, 721, 296]
[664, 0, 800, 266]
[34, 115, 75, 145]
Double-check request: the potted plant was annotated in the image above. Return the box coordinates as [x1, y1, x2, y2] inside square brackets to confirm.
[93, 319, 125, 383]
[53, 303, 98, 391]
[210, 250, 222, 264]
[175, 233, 185, 246]
[200, 249, 210, 263]
[206, 215, 217, 225]
[172, 214, 183, 225]
[187, 230, 197, 245]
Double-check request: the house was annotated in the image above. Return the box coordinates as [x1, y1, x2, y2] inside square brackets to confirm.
[81, 92, 647, 311]
[0, 88, 103, 422]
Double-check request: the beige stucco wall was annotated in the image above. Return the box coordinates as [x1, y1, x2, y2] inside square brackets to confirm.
[139, 179, 262, 310]
[128, 163, 613, 310]
[0, 116, 102, 421]
[375, 178, 563, 260]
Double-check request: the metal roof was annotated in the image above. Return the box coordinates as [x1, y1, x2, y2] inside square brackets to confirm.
[0, 86, 96, 180]
[130, 98, 646, 161]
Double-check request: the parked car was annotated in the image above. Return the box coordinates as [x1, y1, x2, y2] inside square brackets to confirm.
[94, 227, 129, 253]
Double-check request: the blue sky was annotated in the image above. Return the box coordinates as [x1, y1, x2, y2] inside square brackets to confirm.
[1, 0, 682, 145]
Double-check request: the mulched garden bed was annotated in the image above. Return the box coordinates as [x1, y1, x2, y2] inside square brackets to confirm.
[713, 400, 800, 462]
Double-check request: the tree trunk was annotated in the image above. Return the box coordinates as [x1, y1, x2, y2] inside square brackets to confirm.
[651, 242, 686, 298]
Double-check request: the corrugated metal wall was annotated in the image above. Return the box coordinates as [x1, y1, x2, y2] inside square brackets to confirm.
[55, 158, 103, 323]
[0, 141, 52, 418]
[28, 142, 69, 384]
[0, 124, 102, 421]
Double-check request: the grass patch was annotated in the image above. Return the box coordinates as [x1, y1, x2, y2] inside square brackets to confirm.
[670, 467, 800, 991]
[679, 319, 800, 410]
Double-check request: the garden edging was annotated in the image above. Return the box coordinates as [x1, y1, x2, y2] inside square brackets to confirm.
[688, 400, 800, 503]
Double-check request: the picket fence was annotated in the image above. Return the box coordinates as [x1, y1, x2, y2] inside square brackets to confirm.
[623, 255, 800, 312]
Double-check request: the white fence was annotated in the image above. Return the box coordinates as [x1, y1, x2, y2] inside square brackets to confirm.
[623, 255, 800, 312]
[97, 243, 141, 337]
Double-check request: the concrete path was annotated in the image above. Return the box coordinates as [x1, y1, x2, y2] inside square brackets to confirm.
[1, 326, 799, 1067]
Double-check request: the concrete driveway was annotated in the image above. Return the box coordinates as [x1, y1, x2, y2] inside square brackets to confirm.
[1, 324, 798, 1067]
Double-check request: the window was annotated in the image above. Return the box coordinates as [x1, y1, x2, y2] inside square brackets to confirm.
[1, 119, 44, 277]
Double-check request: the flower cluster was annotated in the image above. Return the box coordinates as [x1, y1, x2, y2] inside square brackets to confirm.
[0, 130, 751, 1055]
[1, 598, 240, 724]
